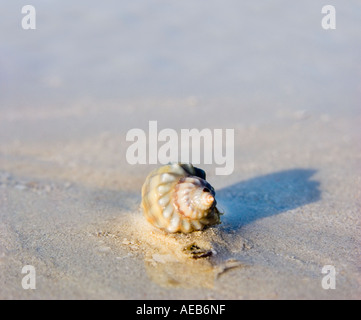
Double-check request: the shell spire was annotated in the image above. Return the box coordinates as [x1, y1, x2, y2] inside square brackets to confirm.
[199, 192, 214, 210]
[141, 163, 222, 233]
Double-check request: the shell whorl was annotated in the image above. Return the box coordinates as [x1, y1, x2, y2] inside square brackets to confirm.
[141, 163, 221, 233]
[174, 177, 215, 220]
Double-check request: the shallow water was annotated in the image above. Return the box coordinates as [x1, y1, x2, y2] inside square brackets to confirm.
[0, 1, 360, 299]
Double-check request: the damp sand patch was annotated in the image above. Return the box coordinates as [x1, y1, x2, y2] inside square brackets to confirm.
[93, 211, 251, 288]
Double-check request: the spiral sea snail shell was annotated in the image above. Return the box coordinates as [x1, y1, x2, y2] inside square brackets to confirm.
[141, 163, 221, 233]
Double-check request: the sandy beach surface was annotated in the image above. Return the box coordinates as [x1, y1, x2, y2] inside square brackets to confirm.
[1, 1, 360, 299]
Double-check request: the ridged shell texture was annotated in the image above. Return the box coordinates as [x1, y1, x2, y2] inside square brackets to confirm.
[141, 163, 221, 233]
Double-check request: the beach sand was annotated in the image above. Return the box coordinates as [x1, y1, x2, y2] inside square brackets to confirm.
[1, 1, 360, 299]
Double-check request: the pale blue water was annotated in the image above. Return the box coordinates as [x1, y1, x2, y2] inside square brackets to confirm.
[1, 0, 360, 116]
[1, 1, 360, 299]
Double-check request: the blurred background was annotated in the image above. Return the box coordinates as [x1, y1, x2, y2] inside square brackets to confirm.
[1, 0, 360, 189]
[1, 1, 360, 129]
[1, 0, 360, 299]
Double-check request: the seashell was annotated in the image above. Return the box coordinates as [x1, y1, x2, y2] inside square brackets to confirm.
[141, 163, 221, 233]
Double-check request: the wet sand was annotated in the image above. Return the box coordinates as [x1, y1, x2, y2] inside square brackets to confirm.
[1, 1, 360, 299]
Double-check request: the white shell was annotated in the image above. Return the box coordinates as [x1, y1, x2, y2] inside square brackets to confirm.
[141, 163, 221, 233]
